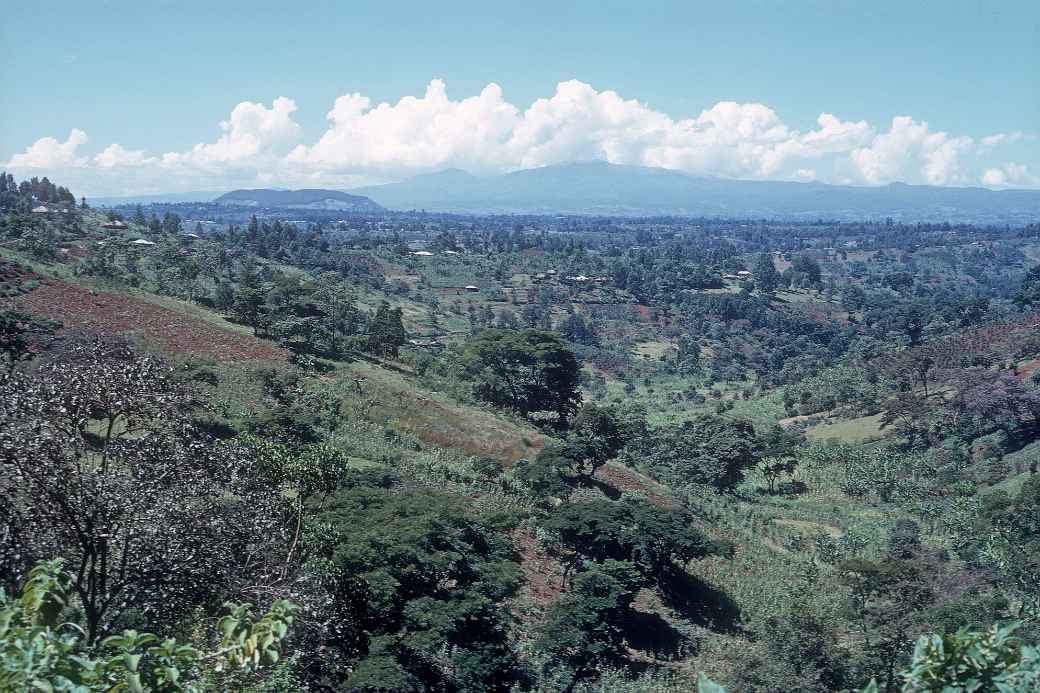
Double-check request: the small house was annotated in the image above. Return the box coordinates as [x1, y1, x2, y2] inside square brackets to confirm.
[130, 239, 156, 247]
[32, 205, 49, 214]
[102, 220, 128, 230]
[464, 285, 479, 292]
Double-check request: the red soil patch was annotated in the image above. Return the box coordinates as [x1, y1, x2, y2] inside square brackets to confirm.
[594, 462, 673, 508]
[1018, 359, 1040, 380]
[514, 526, 565, 609]
[8, 280, 286, 363]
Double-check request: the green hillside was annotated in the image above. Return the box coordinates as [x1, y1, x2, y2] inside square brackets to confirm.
[3, 171, 1040, 692]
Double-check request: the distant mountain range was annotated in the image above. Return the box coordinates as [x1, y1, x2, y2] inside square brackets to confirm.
[214, 188, 384, 212]
[92, 191, 228, 206]
[350, 162, 1040, 223]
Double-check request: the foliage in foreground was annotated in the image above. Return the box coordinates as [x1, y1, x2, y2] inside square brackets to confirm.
[0, 559, 296, 692]
[701, 622, 1040, 692]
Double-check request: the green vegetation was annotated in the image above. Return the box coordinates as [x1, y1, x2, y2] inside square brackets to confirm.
[4, 171, 1040, 691]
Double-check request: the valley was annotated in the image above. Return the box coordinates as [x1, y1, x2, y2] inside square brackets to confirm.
[3, 171, 1040, 691]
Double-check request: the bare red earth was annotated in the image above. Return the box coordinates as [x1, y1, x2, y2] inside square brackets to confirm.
[594, 462, 673, 508]
[514, 526, 566, 609]
[8, 280, 286, 363]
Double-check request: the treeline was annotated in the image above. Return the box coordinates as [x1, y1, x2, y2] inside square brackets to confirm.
[0, 171, 77, 208]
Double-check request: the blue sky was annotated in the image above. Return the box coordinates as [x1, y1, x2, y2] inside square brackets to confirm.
[2, 0, 1038, 195]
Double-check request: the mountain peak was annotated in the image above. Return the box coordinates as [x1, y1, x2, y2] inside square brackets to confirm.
[214, 188, 383, 212]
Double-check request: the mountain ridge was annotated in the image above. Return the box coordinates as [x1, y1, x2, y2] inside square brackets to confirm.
[350, 161, 1040, 222]
[214, 188, 384, 212]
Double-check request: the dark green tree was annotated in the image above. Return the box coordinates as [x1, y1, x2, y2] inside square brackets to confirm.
[309, 485, 523, 692]
[1015, 264, 1040, 307]
[646, 415, 762, 490]
[367, 302, 406, 359]
[754, 252, 781, 295]
[461, 329, 582, 423]
[533, 561, 641, 692]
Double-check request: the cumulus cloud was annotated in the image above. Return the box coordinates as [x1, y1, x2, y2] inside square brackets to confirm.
[850, 116, 976, 186]
[982, 163, 1040, 188]
[4, 80, 1037, 194]
[6, 129, 89, 168]
[287, 80, 519, 175]
[162, 96, 301, 169]
[94, 144, 155, 168]
[286, 80, 882, 184]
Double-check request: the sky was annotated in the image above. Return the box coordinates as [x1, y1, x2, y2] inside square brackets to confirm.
[2, 0, 1038, 196]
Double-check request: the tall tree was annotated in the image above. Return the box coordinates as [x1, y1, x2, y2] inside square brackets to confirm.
[754, 252, 781, 295]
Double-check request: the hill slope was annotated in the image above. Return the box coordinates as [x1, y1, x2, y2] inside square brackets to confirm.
[352, 161, 1040, 222]
[215, 188, 384, 212]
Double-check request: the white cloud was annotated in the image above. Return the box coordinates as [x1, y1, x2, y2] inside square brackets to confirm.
[6, 129, 89, 168]
[849, 116, 978, 186]
[94, 143, 155, 168]
[981, 163, 1040, 188]
[980, 131, 1027, 149]
[287, 80, 519, 175]
[982, 168, 1006, 186]
[162, 96, 301, 169]
[288, 80, 879, 184]
[4, 80, 1038, 194]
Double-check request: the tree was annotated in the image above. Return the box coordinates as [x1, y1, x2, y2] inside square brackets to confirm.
[0, 559, 296, 693]
[754, 252, 781, 295]
[233, 285, 269, 336]
[512, 447, 572, 500]
[312, 271, 358, 355]
[558, 312, 599, 346]
[1015, 264, 1040, 307]
[563, 403, 626, 478]
[533, 561, 641, 692]
[973, 476, 1040, 619]
[0, 339, 285, 643]
[792, 254, 822, 285]
[734, 607, 850, 693]
[840, 558, 934, 692]
[760, 456, 798, 494]
[646, 415, 762, 491]
[461, 329, 582, 424]
[538, 497, 716, 585]
[366, 301, 406, 359]
[306, 484, 522, 692]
